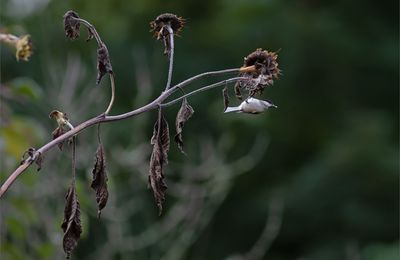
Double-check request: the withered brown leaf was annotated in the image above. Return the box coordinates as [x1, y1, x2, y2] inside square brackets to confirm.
[20, 148, 43, 171]
[91, 143, 109, 218]
[63, 10, 80, 40]
[222, 86, 229, 112]
[52, 127, 66, 150]
[149, 112, 170, 215]
[96, 43, 113, 85]
[234, 82, 243, 101]
[61, 183, 82, 259]
[174, 98, 194, 154]
[35, 152, 43, 171]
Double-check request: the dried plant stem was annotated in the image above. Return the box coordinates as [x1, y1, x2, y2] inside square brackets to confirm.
[165, 26, 174, 91]
[0, 33, 19, 44]
[161, 77, 246, 108]
[0, 69, 241, 198]
[72, 17, 103, 46]
[104, 73, 116, 115]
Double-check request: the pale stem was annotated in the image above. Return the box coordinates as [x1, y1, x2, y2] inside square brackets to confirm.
[104, 73, 116, 115]
[0, 33, 19, 45]
[165, 26, 174, 91]
[161, 77, 245, 108]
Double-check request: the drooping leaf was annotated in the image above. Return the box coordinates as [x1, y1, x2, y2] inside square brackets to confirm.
[20, 147, 42, 171]
[61, 183, 82, 259]
[63, 10, 80, 40]
[35, 152, 43, 171]
[149, 112, 170, 215]
[234, 82, 243, 101]
[86, 28, 94, 42]
[222, 86, 229, 112]
[52, 127, 66, 150]
[96, 43, 113, 85]
[174, 98, 194, 153]
[91, 143, 109, 218]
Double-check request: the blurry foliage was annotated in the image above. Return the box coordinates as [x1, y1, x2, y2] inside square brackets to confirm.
[0, 0, 398, 259]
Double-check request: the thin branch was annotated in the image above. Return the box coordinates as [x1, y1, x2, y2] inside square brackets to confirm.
[173, 68, 239, 89]
[161, 77, 245, 108]
[104, 73, 116, 115]
[0, 70, 241, 198]
[165, 26, 174, 91]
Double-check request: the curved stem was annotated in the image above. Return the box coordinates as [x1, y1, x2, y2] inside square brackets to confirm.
[0, 69, 241, 198]
[165, 26, 174, 91]
[161, 77, 245, 108]
[72, 17, 103, 46]
[71, 137, 76, 182]
[104, 73, 116, 115]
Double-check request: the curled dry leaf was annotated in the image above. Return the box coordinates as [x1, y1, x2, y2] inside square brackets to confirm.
[91, 143, 109, 218]
[61, 183, 82, 259]
[149, 113, 170, 215]
[52, 127, 66, 150]
[20, 147, 43, 171]
[174, 98, 194, 153]
[35, 152, 43, 171]
[86, 27, 94, 42]
[234, 82, 243, 101]
[96, 43, 113, 84]
[63, 10, 80, 39]
[222, 86, 229, 112]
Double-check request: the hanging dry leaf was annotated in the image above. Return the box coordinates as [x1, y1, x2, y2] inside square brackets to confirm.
[234, 82, 243, 101]
[149, 113, 170, 215]
[222, 86, 229, 112]
[174, 98, 194, 154]
[20, 148, 43, 171]
[96, 43, 113, 85]
[52, 127, 66, 150]
[91, 143, 109, 217]
[63, 10, 80, 40]
[35, 152, 43, 171]
[61, 183, 82, 259]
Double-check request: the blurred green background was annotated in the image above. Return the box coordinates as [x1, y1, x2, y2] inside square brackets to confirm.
[0, 0, 398, 259]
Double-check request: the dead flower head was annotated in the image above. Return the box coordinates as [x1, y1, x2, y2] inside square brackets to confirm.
[63, 10, 81, 39]
[15, 35, 33, 61]
[237, 48, 280, 97]
[150, 13, 185, 57]
[150, 13, 185, 39]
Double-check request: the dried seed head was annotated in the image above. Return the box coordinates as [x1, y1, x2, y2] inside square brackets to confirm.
[63, 10, 81, 39]
[150, 13, 185, 58]
[15, 35, 33, 61]
[238, 48, 281, 97]
[150, 13, 185, 39]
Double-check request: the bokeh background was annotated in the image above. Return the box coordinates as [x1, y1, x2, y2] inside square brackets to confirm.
[0, 0, 398, 259]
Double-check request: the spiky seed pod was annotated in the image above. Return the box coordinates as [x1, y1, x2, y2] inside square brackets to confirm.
[150, 13, 185, 39]
[237, 48, 281, 97]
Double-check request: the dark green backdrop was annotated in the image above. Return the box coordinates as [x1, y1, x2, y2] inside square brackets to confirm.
[1, 0, 398, 259]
